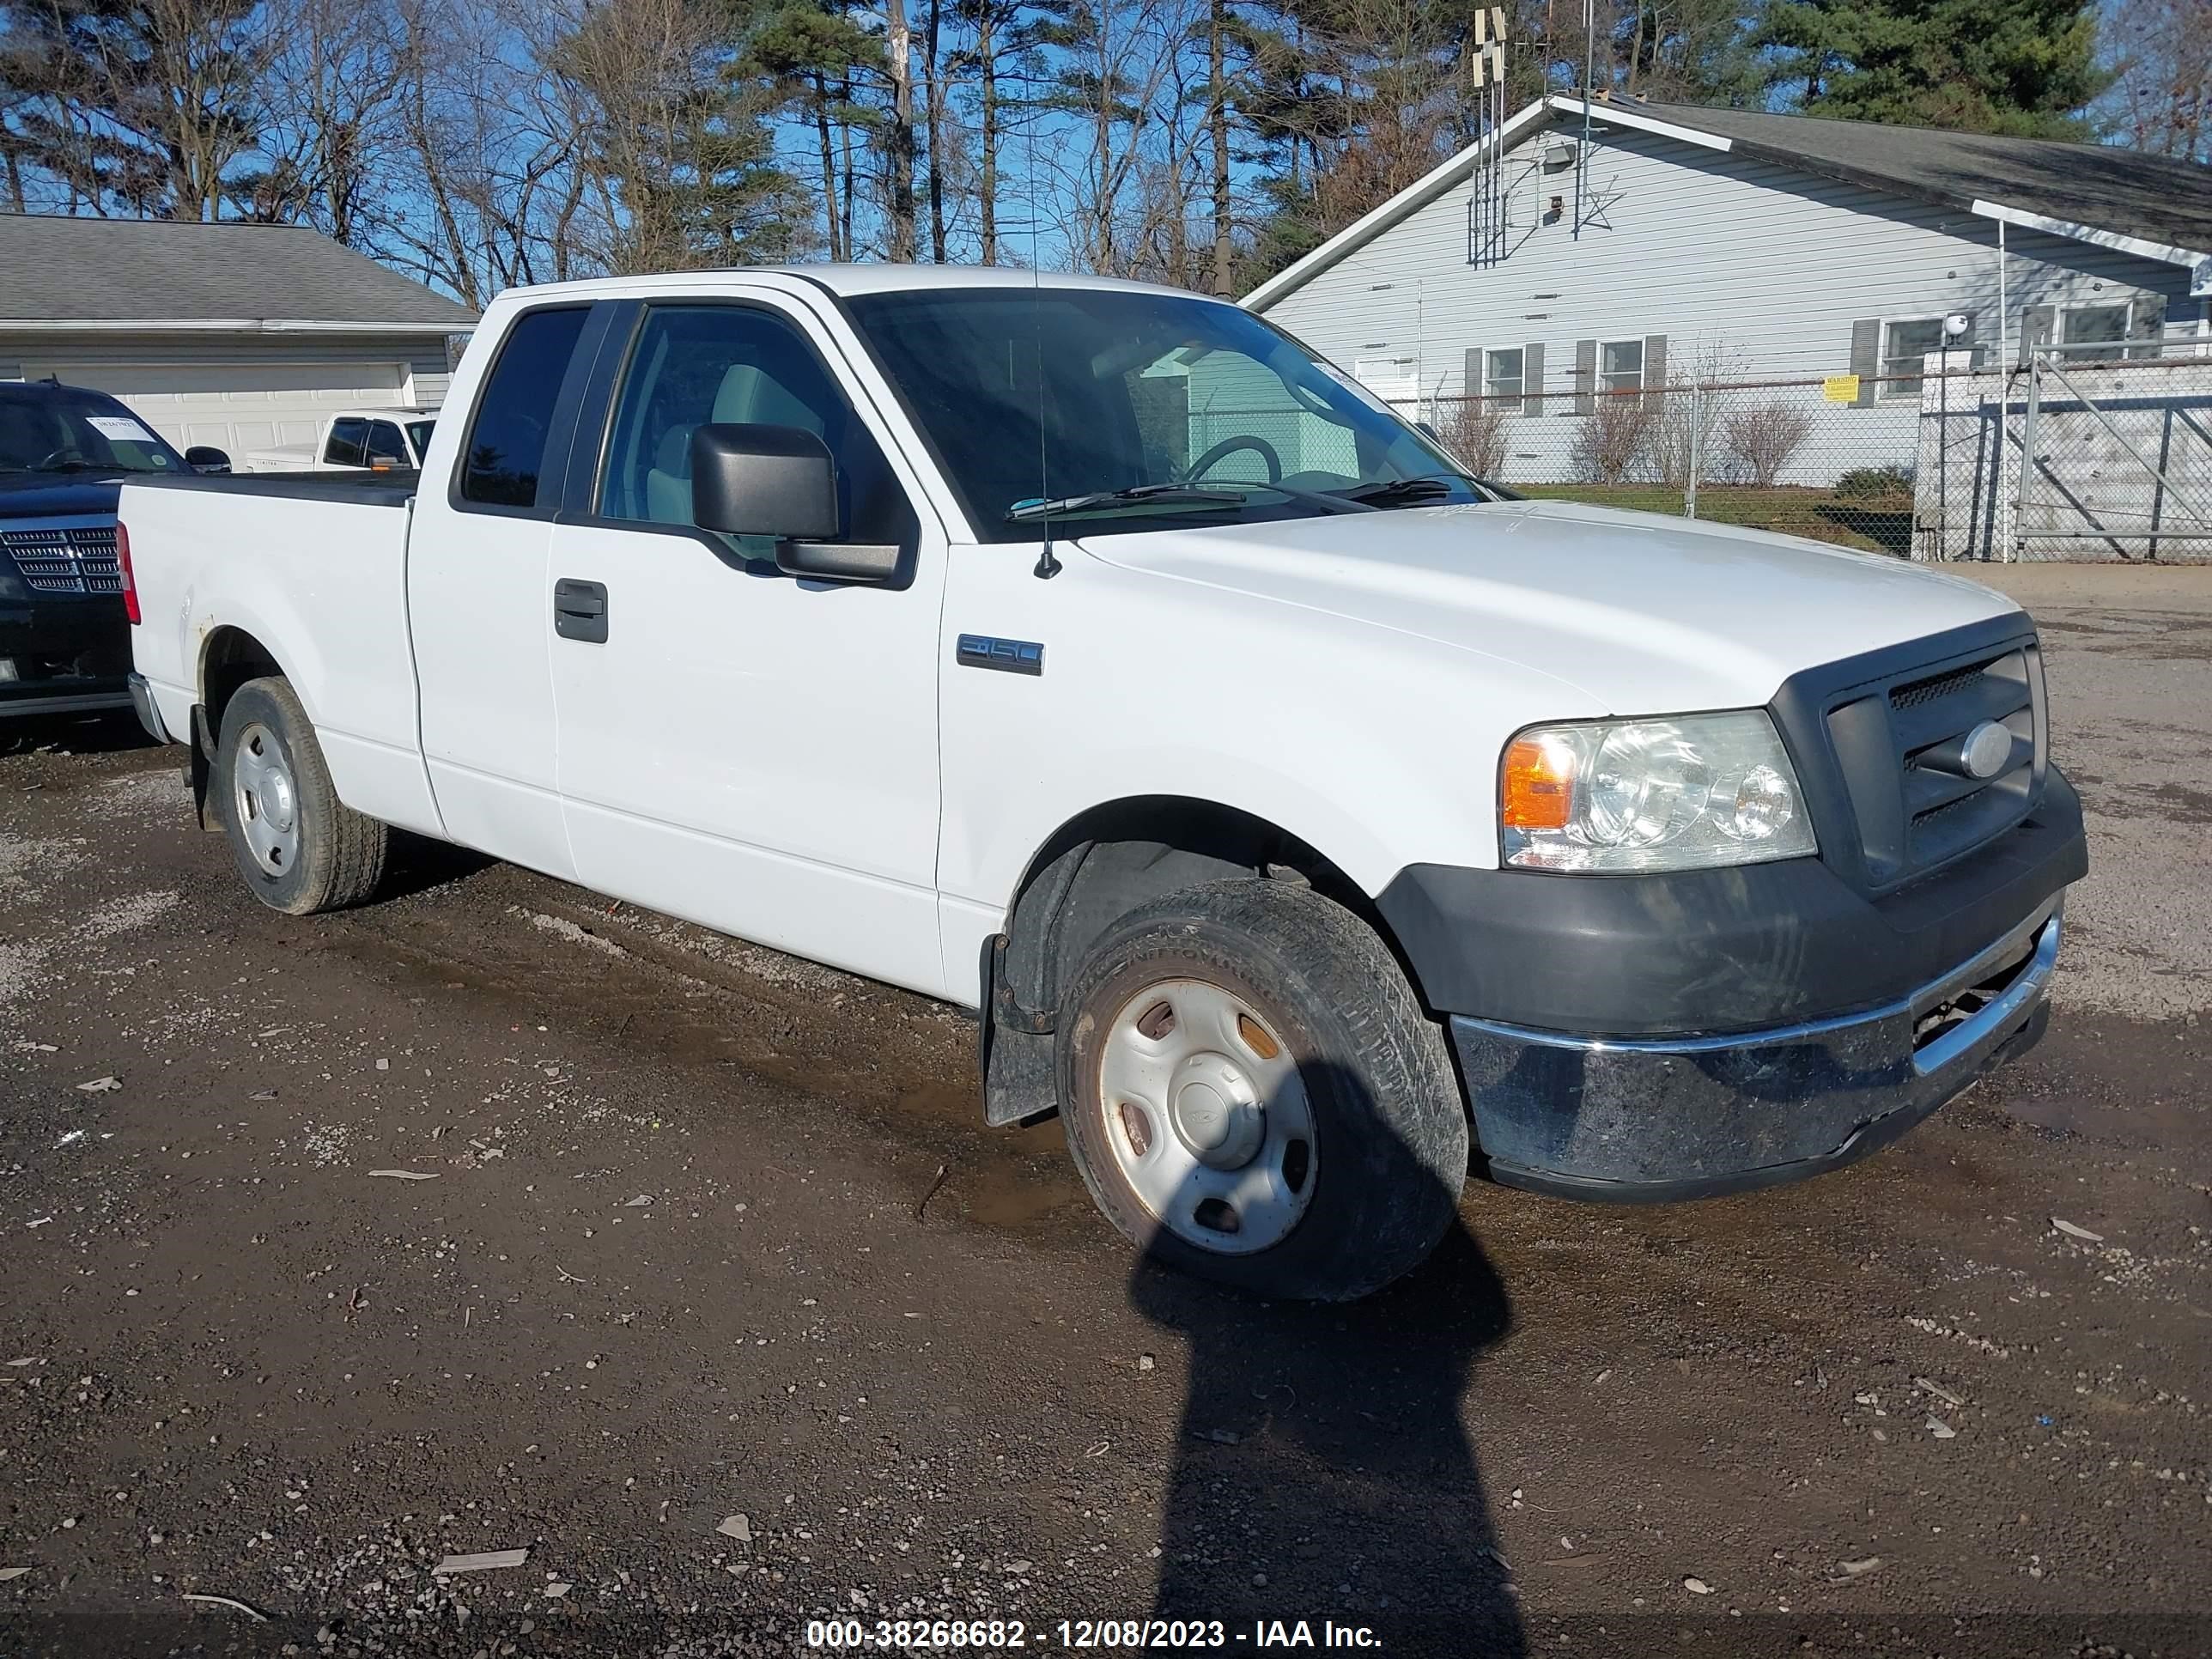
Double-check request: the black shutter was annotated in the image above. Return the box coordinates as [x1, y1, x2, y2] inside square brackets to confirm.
[1573, 338, 1596, 416]
[1849, 318, 1880, 407]
[1463, 345, 1484, 410]
[2021, 304, 2057, 365]
[1643, 333, 1668, 390]
[1524, 343, 1546, 416]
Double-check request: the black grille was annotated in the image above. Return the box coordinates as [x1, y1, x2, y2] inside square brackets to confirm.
[0, 524, 121, 594]
[1889, 661, 1986, 711]
[1823, 640, 2044, 889]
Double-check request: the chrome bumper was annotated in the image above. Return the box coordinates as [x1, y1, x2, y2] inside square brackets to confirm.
[126, 672, 173, 744]
[1451, 906, 2061, 1201]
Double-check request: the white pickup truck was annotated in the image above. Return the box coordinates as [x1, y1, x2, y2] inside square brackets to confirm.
[119, 267, 2086, 1299]
[239, 407, 438, 474]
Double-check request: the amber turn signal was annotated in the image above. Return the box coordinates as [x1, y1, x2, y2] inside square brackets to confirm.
[1500, 732, 1575, 831]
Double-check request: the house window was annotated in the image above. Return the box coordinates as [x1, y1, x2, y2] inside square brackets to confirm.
[1881, 317, 1946, 398]
[1599, 339, 1644, 393]
[1485, 348, 1524, 407]
[2059, 303, 2130, 362]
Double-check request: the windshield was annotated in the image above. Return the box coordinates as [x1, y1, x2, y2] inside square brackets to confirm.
[0, 387, 188, 476]
[842, 287, 1492, 541]
[406, 419, 437, 457]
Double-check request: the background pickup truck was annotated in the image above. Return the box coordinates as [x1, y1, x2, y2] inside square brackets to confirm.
[2, 378, 211, 720]
[120, 266, 2087, 1301]
[239, 407, 438, 474]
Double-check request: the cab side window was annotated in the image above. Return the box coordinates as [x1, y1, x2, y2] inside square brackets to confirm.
[597, 304, 915, 551]
[365, 422, 410, 467]
[460, 305, 591, 509]
[325, 417, 369, 467]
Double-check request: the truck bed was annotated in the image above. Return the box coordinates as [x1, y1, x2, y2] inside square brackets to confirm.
[119, 469, 441, 839]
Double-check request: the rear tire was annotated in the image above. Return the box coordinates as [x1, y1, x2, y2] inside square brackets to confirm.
[1057, 878, 1468, 1302]
[215, 677, 387, 915]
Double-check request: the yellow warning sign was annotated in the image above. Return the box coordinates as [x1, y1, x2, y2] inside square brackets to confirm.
[1823, 374, 1860, 403]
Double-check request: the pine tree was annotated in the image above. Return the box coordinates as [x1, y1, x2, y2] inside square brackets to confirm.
[1752, 0, 2110, 137]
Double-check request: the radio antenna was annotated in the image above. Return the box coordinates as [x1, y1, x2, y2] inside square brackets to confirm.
[1025, 112, 1060, 579]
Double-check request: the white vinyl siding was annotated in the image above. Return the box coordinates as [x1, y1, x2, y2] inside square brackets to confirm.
[1255, 117, 2194, 480]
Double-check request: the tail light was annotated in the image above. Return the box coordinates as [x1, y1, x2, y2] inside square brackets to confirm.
[118, 521, 141, 624]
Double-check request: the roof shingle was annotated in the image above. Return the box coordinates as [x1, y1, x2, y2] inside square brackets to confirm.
[1626, 102, 2212, 255]
[0, 214, 477, 328]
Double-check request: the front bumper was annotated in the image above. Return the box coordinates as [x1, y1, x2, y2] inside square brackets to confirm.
[1451, 904, 2060, 1201]
[0, 594, 131, 718]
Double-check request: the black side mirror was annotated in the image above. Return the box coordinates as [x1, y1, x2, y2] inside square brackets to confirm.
[691, 422, 838, 539]
[1415, 421, 1440, 441]
[690, 422, 898, 584]
[185, 446, 231, 475]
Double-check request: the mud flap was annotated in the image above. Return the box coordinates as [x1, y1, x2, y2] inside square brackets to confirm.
[190, 703, 221, 832]
[980, 933, 1058, 1127]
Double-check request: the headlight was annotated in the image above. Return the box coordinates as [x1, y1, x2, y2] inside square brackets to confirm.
[1499, 711, 1816, 873]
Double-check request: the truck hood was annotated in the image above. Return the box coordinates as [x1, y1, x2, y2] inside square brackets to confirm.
[0, 475, 124, 519]
[1078, 499, 2021, 714]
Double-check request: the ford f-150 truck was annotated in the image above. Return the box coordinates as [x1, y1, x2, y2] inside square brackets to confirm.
[118, 267, 2087, 1300]
[240, 407, 438, 474]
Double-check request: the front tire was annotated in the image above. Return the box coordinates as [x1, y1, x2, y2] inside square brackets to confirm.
[1057, 878, 1468, 1301]
[215, 677, 387, 915]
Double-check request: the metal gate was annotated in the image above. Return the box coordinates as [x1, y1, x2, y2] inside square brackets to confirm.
[2014, 350, 2212, 561]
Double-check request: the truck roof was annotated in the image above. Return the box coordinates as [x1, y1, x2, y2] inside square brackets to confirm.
[480, 264, 1226, 308]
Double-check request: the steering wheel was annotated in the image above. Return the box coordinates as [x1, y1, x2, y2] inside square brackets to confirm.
[1186, 434, 1282, 486]
[37, 449, 76, 470]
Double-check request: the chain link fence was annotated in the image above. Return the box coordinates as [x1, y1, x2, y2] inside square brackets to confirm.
[1217, 349, 2212, 563]
[1188, 352, 2212, 561]
[1407, 374, 1928, 556]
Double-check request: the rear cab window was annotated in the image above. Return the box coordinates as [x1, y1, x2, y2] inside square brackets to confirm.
[325, 417, 369, 467]
[459, 306, 592, 510]
[365, 422, 410, 468]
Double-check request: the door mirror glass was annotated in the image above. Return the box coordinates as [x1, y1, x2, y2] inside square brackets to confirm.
[690, 422, 840, 541]
[185, 446, 231, 474]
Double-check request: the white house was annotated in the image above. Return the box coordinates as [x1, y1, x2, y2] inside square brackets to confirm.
[0, 214, 476, 456]
[1242, 95, 2212, 492]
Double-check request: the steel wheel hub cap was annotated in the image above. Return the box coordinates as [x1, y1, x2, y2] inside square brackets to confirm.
[1098, 979, 1316, 1255]
[233, 723, 300, 876]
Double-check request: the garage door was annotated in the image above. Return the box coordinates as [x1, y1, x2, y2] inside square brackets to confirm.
[21, 361, 410, 455]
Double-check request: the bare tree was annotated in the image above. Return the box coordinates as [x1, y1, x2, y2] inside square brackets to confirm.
[884, 0, 918, 258]
[1723, 401, 1815, 486]
[1437, 392, 1510, 477]
[2102, 0, 2212, 163]
[1571, 392, 1656, 485]
[254, 0, 412, 241]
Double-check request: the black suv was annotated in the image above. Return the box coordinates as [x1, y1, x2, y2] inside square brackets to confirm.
[0, 380, 227, 720]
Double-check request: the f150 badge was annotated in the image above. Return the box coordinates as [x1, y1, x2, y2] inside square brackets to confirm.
[957, 634, 1044, 676]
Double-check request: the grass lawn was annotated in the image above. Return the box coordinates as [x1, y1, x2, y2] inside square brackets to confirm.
[1516, 483, 1916, 556]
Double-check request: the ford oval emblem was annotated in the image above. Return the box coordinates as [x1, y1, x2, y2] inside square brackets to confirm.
[1960, 719, 2013, 781]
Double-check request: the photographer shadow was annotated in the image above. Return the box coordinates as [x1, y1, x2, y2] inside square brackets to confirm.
[1127, 1067, 1526, 1658]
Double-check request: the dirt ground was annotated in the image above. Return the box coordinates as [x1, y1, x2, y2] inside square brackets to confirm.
[2, 564, 2208, 1659]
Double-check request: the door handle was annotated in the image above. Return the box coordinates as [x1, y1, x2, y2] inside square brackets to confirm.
[553, 578, 608, 644]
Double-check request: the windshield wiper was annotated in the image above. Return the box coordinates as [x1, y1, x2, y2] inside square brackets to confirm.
[1005, 483, 1249, 523]
[1334, 474, 1472, 507]
[1006, 478, 1382, 524]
